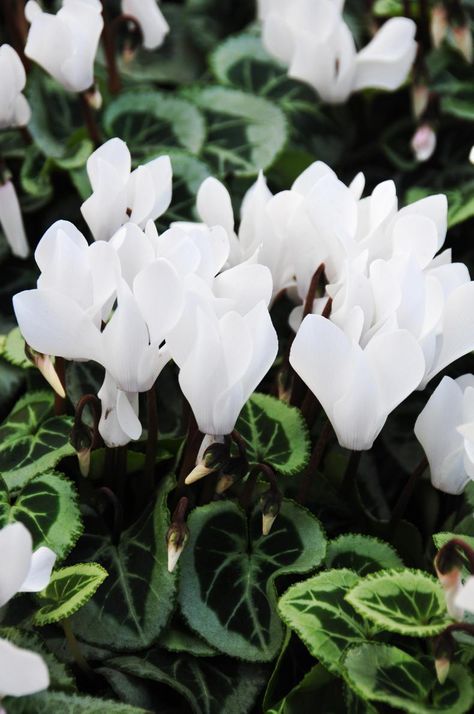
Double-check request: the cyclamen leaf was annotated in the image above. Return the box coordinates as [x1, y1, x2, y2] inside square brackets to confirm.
[71, 475, 177, 650]
[344, 644, 474, 714]
[210, 34, 286, 94]
[106, 650, 267, 714]
[157, 620, 218, 657]
[184, 86, 288, 177]
[0, 470, 82, 559]
[2, 327, 31, 370]
[325, 534, 403, 575]
[433, 532, 474, 553]
[34, 562, 108, 625]
[346, 569, 452, 637]
[235, 393, 310, 475]
[4, 691, 150, 714]
[103, 91, 206, 159]
[0, 391, 75, 490]
[179, 499, 325, 662]
[278, 569, 375, 675]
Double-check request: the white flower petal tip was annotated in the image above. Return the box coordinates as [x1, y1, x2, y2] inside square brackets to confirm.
[24, 0, 104, 93]
[0, 639, 49, 698]
[184, 464, 213, 485]
[122, 0, 169, 50]
[0, 180, 29, 258]
[167, 544, 183, 573]
[0, 45, 31, 129]
[35, 353, 66, 398]
[20, 546, 57, 593]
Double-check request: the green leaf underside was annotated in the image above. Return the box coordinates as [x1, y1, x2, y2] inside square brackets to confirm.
[185, 86, 287, 176]
[0, 470, 82, 559]
[157, 620, 218, 657]
[236, 393, 310, 475]
[34, 563, 108, 625]
[108, 650, 266, 714]
[179, 499, 325, 661]
[4, 691, 149, 714]
[72, 475, 177, 650]
[346, 569, 452, 636]
[325, 534, 404, 576]
[0, 391, 75, 490]
[278, 569, 376, 674]
[103, 91, 206, 159]
[344, 644, 474, 714]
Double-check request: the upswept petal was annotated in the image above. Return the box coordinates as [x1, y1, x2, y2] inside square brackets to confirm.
[0, 638, 49, 697]
[213, 263, 273, 313]
[0, 181, 29, 258]
[196, 177, 235, 239]
[0, 523, 32, 608]
[20, 546, 56, 592]
[133, 258, 184, 344]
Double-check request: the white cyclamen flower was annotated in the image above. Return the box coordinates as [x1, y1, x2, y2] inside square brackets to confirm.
[81, 138, 172, 241]
[175, 302, 278, 437]
[453, 576, 474, 617]
[0, 44, 31, 129]
[258, 0, 417, 103]
[0, 522, 56, 698]
[122, 0, 169, 50]
[415, 375, 474, 495]
[25, 0, 104, 93]
[0, 180, 29, 258]
[290, 315, 425, 450]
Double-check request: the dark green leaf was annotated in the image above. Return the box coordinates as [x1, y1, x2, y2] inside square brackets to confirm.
[325, 534, 403, 575]
[4, 691, 150, 714]
[179, 499, 325, 661]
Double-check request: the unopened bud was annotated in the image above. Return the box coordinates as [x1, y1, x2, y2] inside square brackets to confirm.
[122, 43, 136, 64]
[435, 656, 451, 685]
[25, 345, 65, 397]
[185, 437, 229, 485]
[435, 543, 464, 619]
[215, 455, 248, 495]
[411, 84, 430, 119]
[433, 632, 455, 685]
[84, 85, 102, 110]
[431, 5, 448, 48]
[166, 522, 189, 573]
[453, 24, 473, 63]
[260, 489, 282, 536]
[70, 422, 93, 477]
[215, 473, 235, 495]
[411, 124, 437, 162]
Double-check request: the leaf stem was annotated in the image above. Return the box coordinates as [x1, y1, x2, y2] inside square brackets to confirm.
[390, 455, 428, 526]
[297, 419, 333, 505]
[61, 618, 92, 675]
[54, 357, 66, 416]
[100, 0, 122, 95]
[143, 385, 159, 499]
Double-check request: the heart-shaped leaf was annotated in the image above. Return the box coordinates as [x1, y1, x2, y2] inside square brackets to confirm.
[71, 475, 177, 650]
[105, 649, 267, 714]
[184, 86, 287, 177]
[34, 562, 108, 625]
[0, 470, 82, 559]
[103, 91, 206, 160]
[278, 569, 376, 674]
[344, 644, 474, 714]
[236, 393, 310, 475]
[0, 391, 75, 490]
[325, 534, 403, 575]
[179, 498, 325, 661]
[4, 691, 150, 714]
[346, 569, 452, 637]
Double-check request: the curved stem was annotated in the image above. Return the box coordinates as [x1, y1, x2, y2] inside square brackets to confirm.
[297, 419, 333, 505]
[100, 0, 122, 94]
[54, 357, 66, 416]
[61, 618, 92, 675]
[390, 456, 428, 526]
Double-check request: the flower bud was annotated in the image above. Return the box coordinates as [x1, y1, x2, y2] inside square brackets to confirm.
[185, 436, 229, 485]
[453, 24, 473, 63]
[431, 5, 448, 48]
[84, 85, 102, 111]
[25, 345, 65, 397]
[215, 455, 248, 495]
[166, 521, 189, 573]
[70, 422, 93, 477]
[260, 489, 282, 536]
[411, 84, 430, 119]
[433, 632, 455, 685]
[435, 542, 464, 619]
[411, 124, 437, 162]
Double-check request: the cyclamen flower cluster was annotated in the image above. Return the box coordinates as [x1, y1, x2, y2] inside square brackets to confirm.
[14, 139, 278, 447]
[188, 160, 474, 454]
[258, 0, 417, 103]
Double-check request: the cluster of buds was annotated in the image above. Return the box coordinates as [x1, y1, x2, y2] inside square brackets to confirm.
[431, 2, 473, 62]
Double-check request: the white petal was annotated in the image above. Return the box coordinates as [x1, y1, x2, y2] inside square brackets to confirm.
[291, 161, 336, 196]
[0, 523, 32, 607]
[196, 177, 235, 239]
[122, 0, 169, 50]
[0, 181, 29, 258]
[20, 546, 56, 592]
[398, 194, 448, 252]
[354, 17, 417, 92]
[13, 289, 103, 361]
[453, 576, 474, 616]
[110, 222, 154, 287]
[133, 258, 184, 344]
[0, 638, 49, 697]
[214, 264, 273, 312]
[117, 390, 142, 440]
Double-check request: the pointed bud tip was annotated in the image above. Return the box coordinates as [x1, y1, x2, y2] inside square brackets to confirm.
[77, 449, 91, 478]
[36, 354, 66, 398]
[185, 464, 213, 485]
[167, 544, 183, 573]
[262, 512, 277, 537]
[215, 473, 234, 495]
[435, 657, 450, 685]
